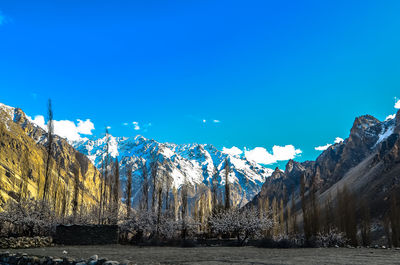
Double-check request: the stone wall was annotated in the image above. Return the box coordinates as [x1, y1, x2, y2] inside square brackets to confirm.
[0, 237, 52, 249]
[0, 252, 131, 265]
[54, 225, 118, 245]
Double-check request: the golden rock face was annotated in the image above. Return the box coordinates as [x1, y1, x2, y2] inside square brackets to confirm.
[0, 105, 104, 213]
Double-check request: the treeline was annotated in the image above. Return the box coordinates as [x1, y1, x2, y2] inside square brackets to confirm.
[259, 172, 400, 247]
[1, 99, 399, 247]
[0, 99, 109, 231]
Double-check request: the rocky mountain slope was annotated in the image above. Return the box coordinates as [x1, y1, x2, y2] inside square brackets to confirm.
[0, 103, 104, 212]
[74, 136, 274, 207]
[251, 109, 400, 218]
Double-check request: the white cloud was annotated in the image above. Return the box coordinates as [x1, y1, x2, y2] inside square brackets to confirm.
[132, 121, 140, 130]
[315, 144, 332, 151]
[122, 122, 128, 126]
[28, 115, 95, 142]
[213, 120, 220, 123]
[315, 137, 344, 151]
[29, 115, 46, 130]
[106, 126, 111, 129]
[202, 119, 206, 123]
[77, 119, 95, 135]
[334, 137, 344, 144]
[244, 145, 302, 165]
[222, 146, 243, 157]
[385, 114, 396, 121]
[395, 98, 400, 109]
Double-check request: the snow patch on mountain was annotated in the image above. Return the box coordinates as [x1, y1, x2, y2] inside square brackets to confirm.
[73, 135, 274, 205]
[375, 125, 395, 146]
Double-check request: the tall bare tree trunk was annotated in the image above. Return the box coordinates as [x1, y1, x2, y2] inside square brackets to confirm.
[224, 159, 230, 210]
[140, 164, 149, 212]
[43, 99, 54, 203]
[126, 164, 132, 219]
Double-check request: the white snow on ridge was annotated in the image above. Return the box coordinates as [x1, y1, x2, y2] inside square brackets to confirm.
[375, 125, 395, 147]
[73, 135, 275, 205]
[0, 103, 15, 118]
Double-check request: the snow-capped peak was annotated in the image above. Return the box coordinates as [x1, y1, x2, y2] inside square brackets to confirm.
[73, 134, 274, 206]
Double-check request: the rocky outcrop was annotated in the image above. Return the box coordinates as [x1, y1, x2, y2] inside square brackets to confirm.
[251, 111, 400, 218]
[0, 104, 104, 212]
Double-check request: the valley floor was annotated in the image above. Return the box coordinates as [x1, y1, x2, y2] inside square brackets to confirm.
[4, 245, 400, 265]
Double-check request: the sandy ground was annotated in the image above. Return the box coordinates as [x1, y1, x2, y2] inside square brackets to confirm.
[4, 245, 400, 265]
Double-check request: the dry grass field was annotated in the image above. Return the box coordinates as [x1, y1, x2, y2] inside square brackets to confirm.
[5, 245, 400, 265]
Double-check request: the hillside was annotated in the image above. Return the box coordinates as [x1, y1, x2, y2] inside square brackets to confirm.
[0, 103, 104, 213]
[251, 109, 400, 219]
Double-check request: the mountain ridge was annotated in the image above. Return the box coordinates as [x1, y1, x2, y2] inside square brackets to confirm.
[251, 110, 400, 219]
[73, 134, 275, 207]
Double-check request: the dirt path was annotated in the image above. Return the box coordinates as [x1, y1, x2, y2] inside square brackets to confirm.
[4, 245, 400, 265]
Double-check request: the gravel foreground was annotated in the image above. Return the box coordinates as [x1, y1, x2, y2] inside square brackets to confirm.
[5, 245, 400, 265]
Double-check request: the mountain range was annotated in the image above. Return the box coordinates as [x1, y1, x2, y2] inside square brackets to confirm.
[252, 109, 400, 219]
[73, 135, 274, 207]
[1, 101, 399, 219]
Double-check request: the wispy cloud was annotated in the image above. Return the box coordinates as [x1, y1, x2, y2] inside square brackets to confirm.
[213, 119, 220, 123]
[132, 121, 140, 130]
[314, 137, 344, 151]
[122, 122, 128, 126]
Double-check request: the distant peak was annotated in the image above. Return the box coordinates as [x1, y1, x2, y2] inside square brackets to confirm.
[134, 135, 147, 141]
[350, 114, 380, 136]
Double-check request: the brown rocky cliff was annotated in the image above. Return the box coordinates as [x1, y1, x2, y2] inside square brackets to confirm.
[0, 105, 104, 213]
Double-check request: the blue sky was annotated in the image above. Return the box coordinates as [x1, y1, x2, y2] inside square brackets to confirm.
[1, 0, 400, 168]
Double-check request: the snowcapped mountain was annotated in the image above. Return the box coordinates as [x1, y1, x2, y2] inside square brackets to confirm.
[73, 135, 274, 207]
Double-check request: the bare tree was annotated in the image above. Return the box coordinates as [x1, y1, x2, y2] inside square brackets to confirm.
[140, 163, 149, 212]
[310, 174, 320, 237]
[72, 165, 80, 223]
[290, 194, 297, 235]
[337, 185, 357, 246]
[98, 162, 105, 224]
[181, 178, 188, 240]
[125, 164, 133, 219]
[112, 157, 120, 224]
[211, 166, 219, 214]
[151, 161, 159, 212]
[360, 199, 371, 246]
[156, 185, 163, 237]
[300, 173, 310, 240]
[390, 191, 399, 247]
[224, 159, 230, 210]
[43, 99, 54, 202]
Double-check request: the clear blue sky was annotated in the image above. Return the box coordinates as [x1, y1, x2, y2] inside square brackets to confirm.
[1, 0, 400, 168]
